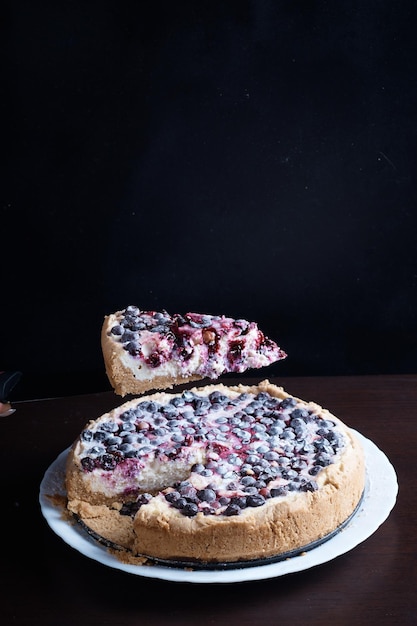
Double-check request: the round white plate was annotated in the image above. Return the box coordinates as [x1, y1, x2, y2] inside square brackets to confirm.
[39, 431, 398, 583]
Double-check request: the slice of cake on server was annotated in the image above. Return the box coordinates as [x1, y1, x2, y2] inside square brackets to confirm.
[101, 306, 287, 397]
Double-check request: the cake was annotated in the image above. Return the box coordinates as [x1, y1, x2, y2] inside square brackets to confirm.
[66, 379, 365, 565]
[101, 306, 287, 396]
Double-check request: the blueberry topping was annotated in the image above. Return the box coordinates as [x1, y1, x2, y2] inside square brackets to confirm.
[182, 502, 199, 517]
[280, 397, 297, 409]
[224, 503, 241, 516]
[81, 457, 96, 471]
[197, 488, 217, 503]
[165, 491, 180, 504]
[78, 386, 346, 517]
[270, 485, 289, 497]
[246, 494, 266, 507]
[97, 454, 117, 470]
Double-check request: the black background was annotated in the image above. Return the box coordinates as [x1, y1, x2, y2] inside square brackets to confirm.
[3, 1, 417, 401]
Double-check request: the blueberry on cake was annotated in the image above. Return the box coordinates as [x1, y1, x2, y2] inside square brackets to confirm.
[66, 380, 365, 565]
[101, 306, 287, 396]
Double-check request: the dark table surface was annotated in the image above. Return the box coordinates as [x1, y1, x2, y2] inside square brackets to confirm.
[2, 375, 415, 625]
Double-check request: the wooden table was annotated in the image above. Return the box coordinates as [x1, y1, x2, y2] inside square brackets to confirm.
[2, 375, 415, 625]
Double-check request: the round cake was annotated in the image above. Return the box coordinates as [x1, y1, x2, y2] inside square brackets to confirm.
[66, 379, 365, 565]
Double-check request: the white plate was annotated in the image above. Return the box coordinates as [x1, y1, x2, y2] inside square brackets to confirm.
[39, 431, 398, 583]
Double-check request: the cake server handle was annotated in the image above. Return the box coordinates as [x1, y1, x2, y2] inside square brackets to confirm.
[0, 370, 22, 416]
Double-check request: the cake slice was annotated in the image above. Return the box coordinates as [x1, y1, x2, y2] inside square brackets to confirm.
[101, 306, 286, 396]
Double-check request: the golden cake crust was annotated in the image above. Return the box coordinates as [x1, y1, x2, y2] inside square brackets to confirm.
[66, 380, 365, 564]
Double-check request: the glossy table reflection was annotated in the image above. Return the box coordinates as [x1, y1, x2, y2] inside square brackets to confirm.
[2, 375, 415, 625]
